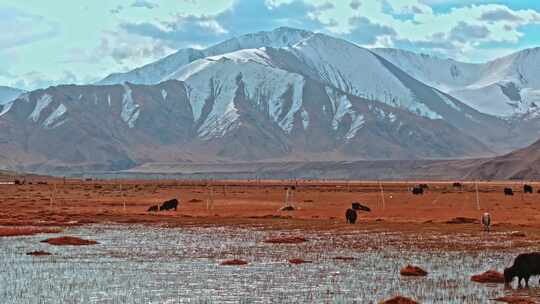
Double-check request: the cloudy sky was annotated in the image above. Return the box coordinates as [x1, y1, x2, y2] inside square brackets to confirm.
[1, 0, 539, 90]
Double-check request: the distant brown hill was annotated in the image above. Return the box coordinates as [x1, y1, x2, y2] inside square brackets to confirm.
[468, 139, 540, 180]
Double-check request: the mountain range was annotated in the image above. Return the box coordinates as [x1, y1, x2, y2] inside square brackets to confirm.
[1, 27, 540, 173]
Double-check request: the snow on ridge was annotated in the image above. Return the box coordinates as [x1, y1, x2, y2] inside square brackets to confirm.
[372, 48, 482, 92]
[325, 87, 365, 140]
[198, 101, 239, 139]
[345, 114, 365, 140]
[29, 94, 53, 122]
[0, 101, 13, 117]
[173, 55, 306, 137]
[42, 103, 67, 129]
[206, 48, 271, 65]
[325, 87, 353, 130]
[292, 34, 424, 118]
[407, 102, 442, 120]
[277, 78, 305, 133]
[121, 83, 140, 128]
[300, 109, 309, 130]
[161, 89, 168, 101]
[100, 27, 312, 86]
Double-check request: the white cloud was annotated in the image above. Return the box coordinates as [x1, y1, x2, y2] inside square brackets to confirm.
[0, 7, 59, 50]
[131, 0, 159, 9]
[340, 1, 540, 61]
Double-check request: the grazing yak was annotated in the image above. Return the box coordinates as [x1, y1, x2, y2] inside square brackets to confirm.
[159, 199, 179, 211]
[147, 205, 158, 212]
[452, 182, 463, 188]
[504, 188, 514, 196]
[412, 187, 424, 195]
[524, 184, 533, 194]
[345, 209, 357, 224]
[352, 202, 371, 212]
[504, 252, 540, 288]
[481, 212, 491, 232]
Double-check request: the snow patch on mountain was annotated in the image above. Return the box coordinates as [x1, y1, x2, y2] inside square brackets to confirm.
[0, 101, 13, 117]
[99, 27, 313, 86]
[300, 109, 309, 129]
[325, 87, 354, 130]
[161, 89, 167, 100]
[324, 86, 366, 140]
[289, 35, 447, 120]
[372, 48, 482, 92]
[198, 100, 239, 139]
[42, 103, 67, 129]
[277, 79, 304, 133]
[345, 114, 365, 140]
[121, 84, 140, 128]
[172, 54, 305, 137]
[29, 94, 53, 122]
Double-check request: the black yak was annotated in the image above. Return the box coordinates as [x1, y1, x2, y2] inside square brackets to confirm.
[524, 184, 533, 194]
[504, 252, 540, 288]
[452, 182, 463, 188]
[159, 199, 179, 211]
[412, 187, 424, 195]
[352, 202, 371, 212]
[147, 205, 158, 212]
[504, 188, 514, 196]
[345, 209, 357, 224]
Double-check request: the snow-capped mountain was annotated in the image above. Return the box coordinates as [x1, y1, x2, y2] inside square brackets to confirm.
[373, 47, 540, 118]
[0, 86, 24, 105]
[103, 29, 516, 152]
[99, 27, 313, 86]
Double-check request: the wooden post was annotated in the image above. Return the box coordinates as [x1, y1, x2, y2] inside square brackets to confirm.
[120, 184, 126, 212]
[521, 180, 525, 202]
[206, 183, 214, 212]
[49, 183, 56, 208]
[379, 181, 386, 210]
[475, 181, 480, 210]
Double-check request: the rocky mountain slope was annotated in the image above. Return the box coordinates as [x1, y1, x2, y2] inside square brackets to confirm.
[0, 77, 491, 173]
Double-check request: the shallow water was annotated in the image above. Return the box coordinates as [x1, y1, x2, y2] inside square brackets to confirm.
[1, 225, 539, 303]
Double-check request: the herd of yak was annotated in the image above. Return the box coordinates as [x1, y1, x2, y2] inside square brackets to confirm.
[144, 183, 540, 289]
[147, 183, 536, 223]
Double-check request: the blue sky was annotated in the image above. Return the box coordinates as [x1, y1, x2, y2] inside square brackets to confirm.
[1, 0, 539, 90]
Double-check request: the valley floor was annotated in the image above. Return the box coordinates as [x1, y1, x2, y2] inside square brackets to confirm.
[2, 179, 540, 246]
[2, 179, 540, 302]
